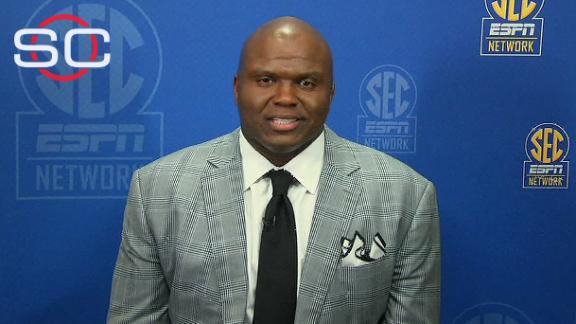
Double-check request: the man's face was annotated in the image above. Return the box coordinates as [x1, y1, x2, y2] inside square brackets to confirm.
[234, 33, 334, 165]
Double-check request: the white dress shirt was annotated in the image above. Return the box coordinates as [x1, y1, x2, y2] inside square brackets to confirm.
[239, 130, 325, 323]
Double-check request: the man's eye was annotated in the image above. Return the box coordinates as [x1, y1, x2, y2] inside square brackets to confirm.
[257, 77, 275, 86]
[297, 79, 316, 89]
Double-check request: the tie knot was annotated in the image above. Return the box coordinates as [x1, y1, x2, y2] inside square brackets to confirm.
[267, 169, 294, 196]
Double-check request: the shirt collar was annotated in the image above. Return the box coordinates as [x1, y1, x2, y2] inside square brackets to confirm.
[239, 130, 325, 195]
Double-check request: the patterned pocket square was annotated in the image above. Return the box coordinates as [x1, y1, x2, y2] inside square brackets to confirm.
[341, 232, 386, 267]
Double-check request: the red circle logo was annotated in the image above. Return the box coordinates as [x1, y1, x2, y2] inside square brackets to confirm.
[31, 14, 99, 82]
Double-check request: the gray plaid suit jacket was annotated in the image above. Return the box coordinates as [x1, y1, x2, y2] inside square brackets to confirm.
[108, 128, 441, 324]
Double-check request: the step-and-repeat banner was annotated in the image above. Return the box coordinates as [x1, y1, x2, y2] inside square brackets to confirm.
[1, 0, 574, 323]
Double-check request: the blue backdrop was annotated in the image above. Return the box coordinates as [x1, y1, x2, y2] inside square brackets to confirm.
[1, 0, 574, 323]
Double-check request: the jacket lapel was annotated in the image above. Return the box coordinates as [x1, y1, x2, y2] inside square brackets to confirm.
[201, 130, 248, 324]
[295, 129, 361, 323]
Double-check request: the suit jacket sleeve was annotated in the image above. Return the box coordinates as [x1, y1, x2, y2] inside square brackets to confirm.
[384, 181, 441, 324]
[107, 170, 170, 323]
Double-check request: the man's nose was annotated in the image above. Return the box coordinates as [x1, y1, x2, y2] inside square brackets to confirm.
[273, 81, 298, 107]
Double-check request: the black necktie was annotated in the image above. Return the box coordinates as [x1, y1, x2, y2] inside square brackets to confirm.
[253, 169, 297, 324]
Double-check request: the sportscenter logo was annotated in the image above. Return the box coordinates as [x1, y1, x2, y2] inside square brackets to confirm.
[14, 14, 110, 82]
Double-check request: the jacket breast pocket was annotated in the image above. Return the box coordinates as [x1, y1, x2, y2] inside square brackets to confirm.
[321, 254, 395, 323]
[339, 254, 394, 296]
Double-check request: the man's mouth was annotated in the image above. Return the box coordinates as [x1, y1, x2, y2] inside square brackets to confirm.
[269, 117, 300, 131]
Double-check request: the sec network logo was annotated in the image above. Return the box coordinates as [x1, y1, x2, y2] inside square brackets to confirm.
[523, 123, 570, 189]
[357, 65, 417, 154]
[15, 0, 163, 199]
[453, 302, 534, 324]
[481, 0, 545, 56]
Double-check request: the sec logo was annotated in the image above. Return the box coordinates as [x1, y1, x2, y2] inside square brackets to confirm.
[357, 65, 418, 154]
[481, 0, 545, 56]
[523, 123, 570, 189]
[359, 65, 417, 120]
[526, 124, 569, 164]
[15, 0, 164, 199]
[486, 0, 544, 22]
[453, 302, 534, 324]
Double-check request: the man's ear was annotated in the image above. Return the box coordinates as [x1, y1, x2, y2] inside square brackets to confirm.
[329, 81, 336, 104]
[233, 75, 239, 104]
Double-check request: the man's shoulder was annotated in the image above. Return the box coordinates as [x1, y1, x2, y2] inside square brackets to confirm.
[328, 131, 431, 186]
[137, 130, 238, 177]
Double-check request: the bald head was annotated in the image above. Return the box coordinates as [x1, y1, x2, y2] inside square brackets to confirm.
[238, 16, 333, 79]
[233, 16, 335, 166]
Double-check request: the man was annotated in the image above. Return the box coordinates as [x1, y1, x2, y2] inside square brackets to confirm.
[108, 16, 440, 324]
